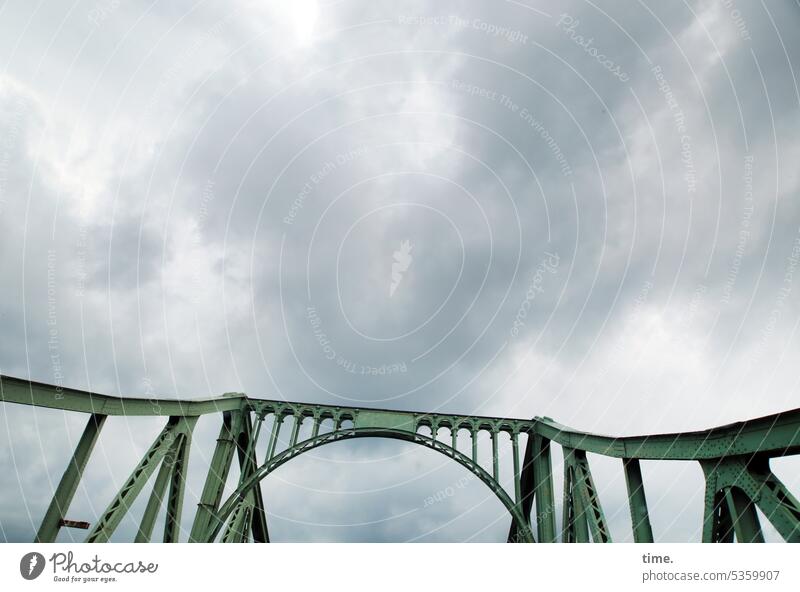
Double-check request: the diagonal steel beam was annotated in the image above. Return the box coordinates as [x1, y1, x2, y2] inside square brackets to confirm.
[163, 431, 192, 542]
[236, 412, 269, 543]
[190, 410, 270, 543]
[740, 457, 800, 542]
[571, 449, 611, 542]
[701, 455, 799, 543]
[35, 413, 106, 542]
[134, 446, 173, 543]
[724, 486, 764, 543]
[85, 416, 196, 542]
[562, 452, 589, 543]
[189, 411, 241, 542]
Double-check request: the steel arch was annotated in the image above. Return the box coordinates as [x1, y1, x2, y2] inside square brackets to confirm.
[202, 427, 534, 543]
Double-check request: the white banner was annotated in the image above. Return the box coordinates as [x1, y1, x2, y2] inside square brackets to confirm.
[1, 543, 797, 592]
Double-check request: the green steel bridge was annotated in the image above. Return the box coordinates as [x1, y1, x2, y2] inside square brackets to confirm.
[1, 374, 799, 543]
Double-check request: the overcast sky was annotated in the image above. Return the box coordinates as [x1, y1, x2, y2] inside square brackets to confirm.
[1, 0, 799, 543]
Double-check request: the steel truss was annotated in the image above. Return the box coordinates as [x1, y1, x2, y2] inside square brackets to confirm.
[1, 374, 798, 543]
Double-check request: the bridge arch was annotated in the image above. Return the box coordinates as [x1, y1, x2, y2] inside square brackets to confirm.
[202, 427, 534, 543]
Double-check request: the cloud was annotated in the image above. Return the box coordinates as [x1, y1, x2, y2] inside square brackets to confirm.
[1, 0, 799, 542]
